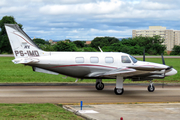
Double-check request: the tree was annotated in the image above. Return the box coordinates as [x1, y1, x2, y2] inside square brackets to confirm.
[0, 16, 22, 54]
[54, 41, 77, 51]
[39, 44, 55, 51]
[170, 45, 180, 55]
[120, 35, 166, 55]
[73, 40, 85, 48]
[64, 39, 71, 43]
[33, 38, 46, 46]
[83, 47, 97, 52]
[91, 37, 119, 50]
[100, 35, 166, 55]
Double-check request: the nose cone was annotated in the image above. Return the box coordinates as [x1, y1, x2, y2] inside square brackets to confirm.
[165, 68, 177, 76]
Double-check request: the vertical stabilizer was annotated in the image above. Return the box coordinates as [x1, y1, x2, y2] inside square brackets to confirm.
[5, 24, 44, 59]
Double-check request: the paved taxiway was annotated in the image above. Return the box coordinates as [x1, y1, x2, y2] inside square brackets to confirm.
[0, 84, 180, 120]
[66, 103, 180, 120]
[0, 84, 180, 103]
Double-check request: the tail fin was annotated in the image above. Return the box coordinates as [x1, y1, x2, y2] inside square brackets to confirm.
[5, 24, 44, 59]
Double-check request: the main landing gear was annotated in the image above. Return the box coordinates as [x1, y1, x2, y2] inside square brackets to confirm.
[95, 79, 104, 90]
[147, 81, 155, 92]
[95, 76, 124, 95]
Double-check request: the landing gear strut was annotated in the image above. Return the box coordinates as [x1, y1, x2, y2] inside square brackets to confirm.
[95, 79, 104, 90]
[114, 75, 124, 95]
[148, 81, 155, 92]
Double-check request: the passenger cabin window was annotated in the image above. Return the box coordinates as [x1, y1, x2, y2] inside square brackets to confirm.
[75, 57, 84, 63]
[90, 57, 99, 63]
[121, 56, 131, 63]
[105, 57, 114, 63]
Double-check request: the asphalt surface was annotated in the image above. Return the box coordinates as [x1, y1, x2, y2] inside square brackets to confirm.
[0, 84, 180, 103]
[0, 83, 180, 120]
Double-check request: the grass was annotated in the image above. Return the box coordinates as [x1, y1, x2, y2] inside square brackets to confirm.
[0, 57, 180, 83]
[0, 103, 83, 120]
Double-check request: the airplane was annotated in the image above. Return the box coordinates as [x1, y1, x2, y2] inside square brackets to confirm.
[5, 24, 177, 95]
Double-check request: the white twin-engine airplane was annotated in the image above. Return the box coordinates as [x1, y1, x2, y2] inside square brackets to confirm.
[5, 24, 177, 95]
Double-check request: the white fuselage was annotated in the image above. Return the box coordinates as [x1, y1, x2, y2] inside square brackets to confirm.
[28, 51, 177, 79]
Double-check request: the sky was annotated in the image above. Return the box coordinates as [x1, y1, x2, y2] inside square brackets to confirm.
[1, 0, 180, 41]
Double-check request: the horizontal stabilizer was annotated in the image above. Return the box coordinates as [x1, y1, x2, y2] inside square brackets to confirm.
[12, 58, 39, 64]
[32, 67, 59, 75]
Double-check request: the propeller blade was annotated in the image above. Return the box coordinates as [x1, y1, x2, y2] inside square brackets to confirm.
[161, 53, 165, 65]
[166, 66, 173, 70]
[143, 49, 145, 61]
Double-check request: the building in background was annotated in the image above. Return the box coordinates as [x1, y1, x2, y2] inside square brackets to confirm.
[49, 39, 57, 45]
[85, 41, 91, 45]
[132, 26, 180, 51]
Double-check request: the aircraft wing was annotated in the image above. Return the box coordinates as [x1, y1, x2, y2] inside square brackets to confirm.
[88, 65, 167, 78]
[102, 68, 151, 77]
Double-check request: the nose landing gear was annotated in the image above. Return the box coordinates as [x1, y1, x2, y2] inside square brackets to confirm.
[114, 87, 124, 95]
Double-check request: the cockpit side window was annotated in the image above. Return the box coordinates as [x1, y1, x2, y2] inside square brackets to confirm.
[121, 56, 131, 63]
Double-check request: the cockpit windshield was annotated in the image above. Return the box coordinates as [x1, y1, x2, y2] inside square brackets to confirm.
[129, 55, 138, 63]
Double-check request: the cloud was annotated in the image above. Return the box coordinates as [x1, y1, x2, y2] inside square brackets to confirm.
[0, 0, 6, 7]
[0, 6, 27, 14]
[135, 0, 176, 10]
[39, 0, 124, 15]
[1, 0, 180, 40]
[30, 0, 99, 4]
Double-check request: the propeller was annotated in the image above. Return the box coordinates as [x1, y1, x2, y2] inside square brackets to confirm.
[161, 53, 167, 88]
[161, 53, 165, 88]
[161, 53, 165, 65]
[161, 53, 173, 70]
[143, 48, 145, 61]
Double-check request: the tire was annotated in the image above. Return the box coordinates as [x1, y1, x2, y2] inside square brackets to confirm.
[147, 85, 155, 92]
[95, 82, 104, 90]
[114, 87, 124, 95]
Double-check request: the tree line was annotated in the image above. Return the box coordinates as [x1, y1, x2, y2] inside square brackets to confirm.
[32, 35, 166, 55]
[0, 16, 180, 55]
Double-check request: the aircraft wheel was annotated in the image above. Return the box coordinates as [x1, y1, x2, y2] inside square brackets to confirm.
[114, 87, 124, 95]
[147, 85, 155, 92]
[95, 82, 104, 90]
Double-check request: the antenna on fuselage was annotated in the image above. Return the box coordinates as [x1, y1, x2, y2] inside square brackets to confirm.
[98, 46, 103, 52]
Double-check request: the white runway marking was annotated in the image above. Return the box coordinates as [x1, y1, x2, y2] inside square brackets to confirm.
[78, 110, 98, 113]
